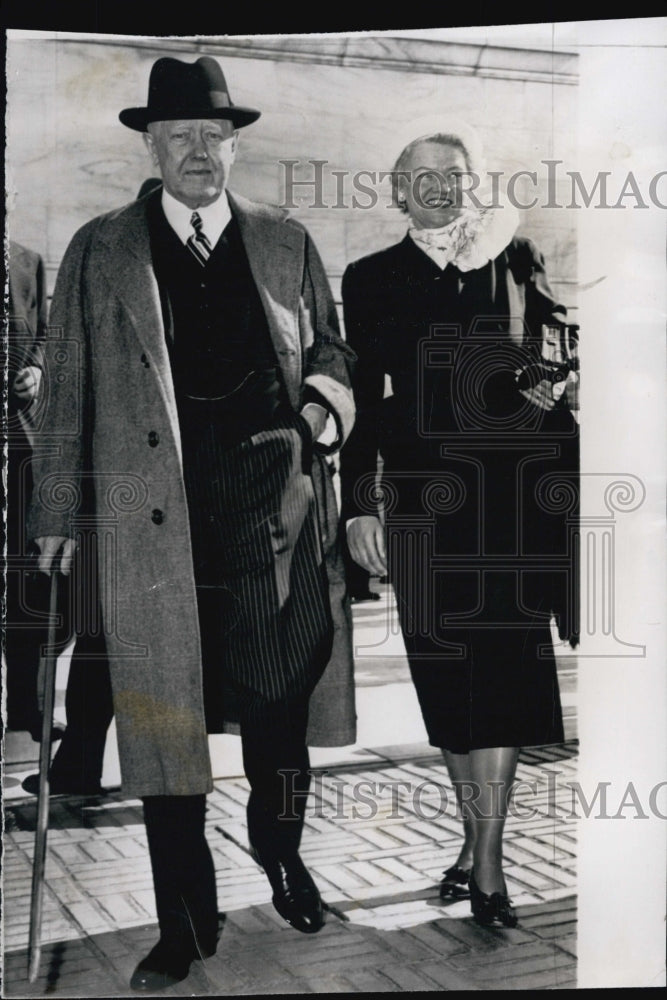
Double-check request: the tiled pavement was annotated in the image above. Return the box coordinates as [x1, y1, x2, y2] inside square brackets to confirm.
[2, 588, 578, 995]
[2, 743, 578, 996]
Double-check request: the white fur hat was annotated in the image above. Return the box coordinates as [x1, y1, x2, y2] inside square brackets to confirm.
[392, 116, 486, 175]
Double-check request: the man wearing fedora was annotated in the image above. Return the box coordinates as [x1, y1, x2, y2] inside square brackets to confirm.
[28, 55, 355, 991]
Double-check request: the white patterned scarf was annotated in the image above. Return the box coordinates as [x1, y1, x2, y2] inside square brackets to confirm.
[409, 202, 520, 272]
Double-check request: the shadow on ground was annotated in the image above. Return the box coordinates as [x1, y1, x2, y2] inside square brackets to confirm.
[4, 890, 576, 996]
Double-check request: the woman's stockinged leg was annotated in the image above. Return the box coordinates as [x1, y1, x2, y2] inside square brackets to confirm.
[467, 746, 520, 895]
[442, 750, 476, 870]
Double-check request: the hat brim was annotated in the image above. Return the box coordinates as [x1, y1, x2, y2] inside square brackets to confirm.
[119, 106, 261, 132]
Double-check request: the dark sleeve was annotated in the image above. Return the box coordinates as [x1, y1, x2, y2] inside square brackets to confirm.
[27, 252, 48, 370]
[519, 237, 568, 348]
[522, 242, 579, 642]
[299, 229, 357, 451]
[485, 239, 572, 415]
[8, 248, 48, 372]
[339, 260, 386, 521]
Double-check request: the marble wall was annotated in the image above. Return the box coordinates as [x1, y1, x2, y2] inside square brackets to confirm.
[6, 32, 579, 322]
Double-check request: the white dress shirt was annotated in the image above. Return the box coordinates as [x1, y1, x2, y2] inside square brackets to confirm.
[161, 187, 232, 248]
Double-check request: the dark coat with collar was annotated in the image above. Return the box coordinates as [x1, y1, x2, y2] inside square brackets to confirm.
[339, 233, 578, 752]
[341, 233, 579, 643]
[27, 190, 356, 797]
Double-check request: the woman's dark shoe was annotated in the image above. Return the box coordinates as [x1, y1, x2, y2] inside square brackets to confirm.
[469, 872, 518, 928]
[439, 865, 471, 900]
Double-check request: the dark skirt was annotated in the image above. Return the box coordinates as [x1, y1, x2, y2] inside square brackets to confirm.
[384, 444, 566, 753]
[399, 610, 564, 754]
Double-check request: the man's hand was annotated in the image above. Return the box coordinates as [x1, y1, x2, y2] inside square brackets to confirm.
[12, 366, 42, 406]
[346, 516, 387, 577]
[33, 536, 77, 576]
[299, 402, 328, 442]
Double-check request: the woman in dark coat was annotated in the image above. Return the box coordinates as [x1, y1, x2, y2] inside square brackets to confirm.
[340, 123, 579, 927]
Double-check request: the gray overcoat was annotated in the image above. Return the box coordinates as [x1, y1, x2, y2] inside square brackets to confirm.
[27, 190, 357, 797]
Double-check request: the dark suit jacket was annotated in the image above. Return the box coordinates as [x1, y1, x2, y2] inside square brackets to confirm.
[6, 242, 48, 555]
[8, 241, 47, 410]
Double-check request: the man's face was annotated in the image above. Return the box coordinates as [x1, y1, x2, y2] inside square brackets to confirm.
[144, 119, 238, 209]
[398, 140, 469, 229]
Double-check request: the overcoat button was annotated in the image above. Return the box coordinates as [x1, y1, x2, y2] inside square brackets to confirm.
[141, 354, 150, 368]
[148, 431, 159, 447]
[151, 509, 164, 525]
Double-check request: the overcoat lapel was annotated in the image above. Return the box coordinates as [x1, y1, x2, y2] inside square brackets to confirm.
[96, 200, 183, 461]
[228, 190, 305, 404]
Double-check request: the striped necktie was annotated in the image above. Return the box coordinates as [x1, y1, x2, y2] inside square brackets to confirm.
[187, 211, 212, 266]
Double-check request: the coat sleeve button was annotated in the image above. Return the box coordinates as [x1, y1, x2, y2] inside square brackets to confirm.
[151, 509, 164, 525]
[148, 431, 159, 447]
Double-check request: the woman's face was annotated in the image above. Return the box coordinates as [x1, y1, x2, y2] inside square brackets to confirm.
[398, 140, 469, 229]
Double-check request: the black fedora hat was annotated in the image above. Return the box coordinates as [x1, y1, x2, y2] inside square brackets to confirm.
[119, 56, 261, 132]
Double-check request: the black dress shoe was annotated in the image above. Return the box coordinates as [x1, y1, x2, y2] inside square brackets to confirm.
[21, 772, 104, 797]
[30, 720, 66, 743]
[130, 938, 196, 992]
[7, 715, 65, 743]
[257, 851, 325, 933]
[469, 871, 518, 928]
[349, 590, 381, 603]
[130, 912, 224, 991]
[439, 864, 471, 900]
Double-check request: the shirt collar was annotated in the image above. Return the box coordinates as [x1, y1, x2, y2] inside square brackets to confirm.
[160, 187, 232, 248]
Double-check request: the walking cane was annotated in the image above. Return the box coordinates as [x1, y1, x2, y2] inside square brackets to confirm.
[28, 568, 60, 983]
